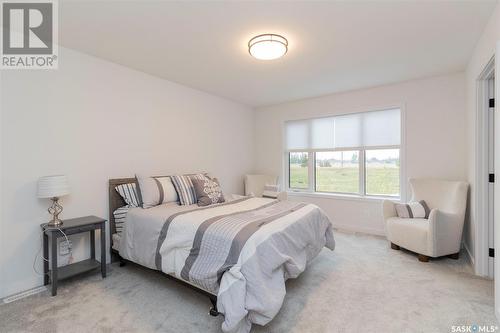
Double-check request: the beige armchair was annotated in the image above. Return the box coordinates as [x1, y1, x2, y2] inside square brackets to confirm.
[383, 178, 468, 262]
[244, 174, 287, 200]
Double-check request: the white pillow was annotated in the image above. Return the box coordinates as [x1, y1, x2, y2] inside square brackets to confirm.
[136, 174, 178, 208]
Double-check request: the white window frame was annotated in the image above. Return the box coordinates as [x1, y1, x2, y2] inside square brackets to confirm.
[283, 106, 406, 201]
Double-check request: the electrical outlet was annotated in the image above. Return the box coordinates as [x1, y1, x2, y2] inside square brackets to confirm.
[59, 240, 72, 256]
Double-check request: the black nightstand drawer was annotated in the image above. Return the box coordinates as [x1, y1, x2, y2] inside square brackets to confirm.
[65, 224, 101, 235]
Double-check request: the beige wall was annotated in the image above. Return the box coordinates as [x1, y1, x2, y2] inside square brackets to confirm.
[464, 3, 500, 273]
[0, 47, 255, 298]
[255, 73, 466, 236]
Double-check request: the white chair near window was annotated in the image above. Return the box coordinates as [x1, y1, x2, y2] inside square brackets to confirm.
[383, 178, 468, 262]
[244, 174, 287, 200]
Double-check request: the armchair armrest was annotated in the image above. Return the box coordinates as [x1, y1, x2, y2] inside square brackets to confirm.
[382, 200, 398, 221]
[427, 209, 463, 257]
[227, 193, 246, 201]
[277, 191, 288, 201]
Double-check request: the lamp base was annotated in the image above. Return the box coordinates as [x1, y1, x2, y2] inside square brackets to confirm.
[47, 197, 64, 227]
[47, 218, 63, 227]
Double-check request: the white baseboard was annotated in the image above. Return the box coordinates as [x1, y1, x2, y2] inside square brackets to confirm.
[2, 286, 47, 304]
[463, 242, 474, 265]
[333, 223, 385, 237]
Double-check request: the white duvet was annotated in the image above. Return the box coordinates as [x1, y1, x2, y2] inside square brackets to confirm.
[119, 197, 335, 332]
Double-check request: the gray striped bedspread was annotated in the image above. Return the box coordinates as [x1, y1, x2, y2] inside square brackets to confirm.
[120, 197, 335, 333]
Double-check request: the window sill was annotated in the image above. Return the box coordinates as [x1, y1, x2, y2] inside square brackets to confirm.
[286, 190, 401, 203]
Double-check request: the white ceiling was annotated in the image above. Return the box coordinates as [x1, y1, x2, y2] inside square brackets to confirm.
[59, 1, 496, 107]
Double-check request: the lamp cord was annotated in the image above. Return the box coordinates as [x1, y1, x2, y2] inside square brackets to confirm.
[33, 227, 72, 276]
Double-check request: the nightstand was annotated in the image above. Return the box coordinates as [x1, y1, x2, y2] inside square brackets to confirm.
[41, 215, 107, 296]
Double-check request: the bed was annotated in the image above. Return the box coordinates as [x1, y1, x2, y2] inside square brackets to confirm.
[109, 177, 335, 333]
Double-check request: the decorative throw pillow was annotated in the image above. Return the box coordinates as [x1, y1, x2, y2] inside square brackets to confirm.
[262, 184, 279, 199]
[395, 200, 430, 219]
[192, 177, 225, 206]
[136, 175, 179, 209]
[115, 183, 140, 207]
[171, 174, 206, 205]
[113, 205, 130, 235]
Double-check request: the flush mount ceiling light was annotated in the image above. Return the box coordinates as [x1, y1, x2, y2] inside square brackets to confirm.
[248, 34, 288, 60]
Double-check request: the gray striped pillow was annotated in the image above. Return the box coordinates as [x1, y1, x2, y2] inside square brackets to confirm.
[395, 200, 430, 219]
[171, 174, 206, 205]
[115, 183, 140, 207]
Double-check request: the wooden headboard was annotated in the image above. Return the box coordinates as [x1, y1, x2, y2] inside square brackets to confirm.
[108, 177, 136, 235]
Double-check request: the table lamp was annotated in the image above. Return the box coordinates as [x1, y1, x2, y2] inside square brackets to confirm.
[38, 175, 70, 227]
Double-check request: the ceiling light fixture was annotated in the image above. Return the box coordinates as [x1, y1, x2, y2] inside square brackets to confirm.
[248, 34, 288, 60]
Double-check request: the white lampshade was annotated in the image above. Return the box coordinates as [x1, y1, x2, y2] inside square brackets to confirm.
[37, 175, 70, 198]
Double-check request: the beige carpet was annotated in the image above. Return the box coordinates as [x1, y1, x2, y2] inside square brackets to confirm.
[0, 231, 496, 333]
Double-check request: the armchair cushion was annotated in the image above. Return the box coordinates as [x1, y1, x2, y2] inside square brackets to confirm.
[386, 217, 430, 256]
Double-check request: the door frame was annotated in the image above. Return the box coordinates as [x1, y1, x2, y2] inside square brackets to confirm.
[475, 55, 495, 278]
[495, 42, 500, 322]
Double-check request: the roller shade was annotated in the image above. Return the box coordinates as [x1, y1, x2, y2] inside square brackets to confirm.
[286, 108, 400, 150]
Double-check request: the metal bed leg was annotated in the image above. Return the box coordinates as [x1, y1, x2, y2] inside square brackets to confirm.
[209, 297, 219, 317]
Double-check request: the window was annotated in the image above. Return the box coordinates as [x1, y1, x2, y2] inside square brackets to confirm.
[289, 152, 309, 189]
[285, 108, 401, 198]
[365, 149, 400, 196]
[316, 151, 359, 194]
